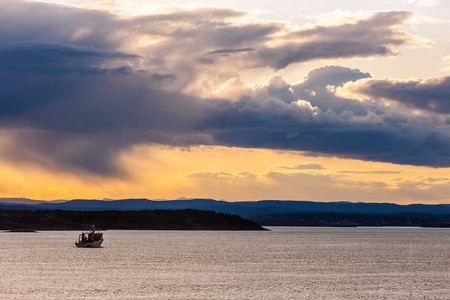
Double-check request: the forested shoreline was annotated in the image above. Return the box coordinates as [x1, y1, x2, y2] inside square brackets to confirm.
[0, 209, 265, 231]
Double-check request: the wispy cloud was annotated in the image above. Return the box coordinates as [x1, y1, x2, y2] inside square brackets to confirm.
[279, 163, 325, 170]
[337, 170, 403, 174]
[398, 0, 440, 7]
[441, 55, 450, 72]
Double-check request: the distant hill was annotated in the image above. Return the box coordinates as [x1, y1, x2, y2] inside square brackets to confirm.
[1, 198, 449, 217]
[252, 212, 450, 227]
[0, 198, 70, 205]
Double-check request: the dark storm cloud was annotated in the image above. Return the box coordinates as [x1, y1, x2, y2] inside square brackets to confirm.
[0, 70, 201, 134]
[0, 1, 448, 175]
[291, 11, 412, 41]
[208, 120, 450, 167]
[194, 66, 450, 167]
[2, 63, 450, 173]
[0, 42, 138, 75]
[259, 42, 392, 70]
[0, 0, 121, 49]
[339, 76, 450, 113]
[257, 11, 414, 70]
[190, 10, 417, 70]
[0, 41, 139, 119]
[0, 81, 206, 176]
[0, 1, 419, 73]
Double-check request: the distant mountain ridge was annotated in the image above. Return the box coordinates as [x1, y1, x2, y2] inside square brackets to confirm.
[1, 198, 449, 217]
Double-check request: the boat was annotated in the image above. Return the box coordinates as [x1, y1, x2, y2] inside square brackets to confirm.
[75, 225, 103, 248]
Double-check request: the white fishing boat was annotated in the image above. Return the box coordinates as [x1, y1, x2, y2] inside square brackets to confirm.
[75, 225, 103, 248]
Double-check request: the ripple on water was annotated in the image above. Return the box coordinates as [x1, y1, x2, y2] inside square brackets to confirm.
[0, 227, 449, 299]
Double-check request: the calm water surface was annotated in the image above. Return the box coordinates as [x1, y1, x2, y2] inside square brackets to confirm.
[1, 227, 449, 299]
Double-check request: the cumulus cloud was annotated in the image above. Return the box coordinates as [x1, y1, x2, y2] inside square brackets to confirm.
[0, 0, 448, 175]
[290, 65, 374, 114]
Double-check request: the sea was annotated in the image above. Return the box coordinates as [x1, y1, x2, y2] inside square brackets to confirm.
[0, 227, 448, 299]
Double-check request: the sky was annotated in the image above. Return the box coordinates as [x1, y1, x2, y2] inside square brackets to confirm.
[0, 0, 449, 203]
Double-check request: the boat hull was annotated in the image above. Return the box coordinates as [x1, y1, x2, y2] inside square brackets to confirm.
[75, 239, 103, 248]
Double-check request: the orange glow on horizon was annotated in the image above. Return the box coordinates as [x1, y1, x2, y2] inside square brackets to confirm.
[0, 145, 449, 204]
